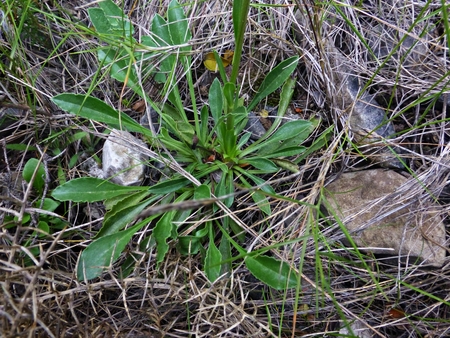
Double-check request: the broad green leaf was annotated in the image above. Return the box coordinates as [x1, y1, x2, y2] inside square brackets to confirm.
[236, 168, 275, 195]
[194, 184, 211, 200]
[245, 255, 298, 290]
[88, 8, 111, 35]
[209, 78, 223, 126]
[248, 56, 299, 111]
[97, 194, 155, 238]
[52, 177, 145, 202]
[76, 217, 154, 281]
[38, 198, 60, 212]
[23, 158, 45, 193]
[51, 94, 149, 135]
[97, 0, 134, 38]
[36, 221, 50, 238]
[205, 236, 222, 283]
[167, 0, 191, 47]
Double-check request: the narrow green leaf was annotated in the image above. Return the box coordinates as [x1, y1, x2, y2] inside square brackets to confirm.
[223, 82, 235, 111]
[148, 177, 190, 195]
[271, 159, 300, 173]
[200, 105, 209, 143]
[209, 78, 223, 126]
[245, 255, 298, 290]
[265, 146, 307, 158]
[51, 177, 145, 202]
[154, 212, 175, 264]
[230, 0, 250, 83]
[246, 120, 313, 156]
[248, 56, 299, 111]
[51, 94, 149, 135]
[97, 49, 142, 97]
[215, 171, 234, 210]
[244, 158, 279, 173]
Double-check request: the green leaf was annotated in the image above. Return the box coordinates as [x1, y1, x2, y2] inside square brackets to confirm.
[205, 237, 222, 283]
[52, 177, 145, 202]
[154, 212, 175, 265]
[238, 174, 271, 215]
[97, 49, 142, 97]
[252, 191, 271, 215]
[153, 191, 192, 264]
[271, 159, 300, 173]
[97, 0, 134, 37]
[148, 177, 190, 195]
[230, 0, 250, 83]
[265, 146, 307, 158]
[167, 0, 191, 47]
[194, 184, 211, 200]
[244, 120, 313, 156]
[223, 82, 235, 111]
[36, 221, 50, 238]
[38, 198, 60, 212]
[88, 8, 111, 35]
[200, 105, 209, 143]
[51, 94, 149, 135]
[248, 56, 299, 111]
[244, 158, 279, 173]
[245, 255, 298, 290]
[23, 158, 45, 193]
[215, 171, 234, 210]
[209, 78, 223, 127]
[97, 195, 154, 238]
[177, 235, 202, 255]
[76, 218, 152, 281]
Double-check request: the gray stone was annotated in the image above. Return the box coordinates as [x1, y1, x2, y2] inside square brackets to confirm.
[339, 319, 373, 338]
[102, 129, 148, 186]
[323, 169, 446, 267]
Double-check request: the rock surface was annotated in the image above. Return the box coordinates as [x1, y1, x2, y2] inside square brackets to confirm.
[102, 129, 148, 186]
[323, 169, 446, 267]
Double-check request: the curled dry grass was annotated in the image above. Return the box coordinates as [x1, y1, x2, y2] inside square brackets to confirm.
[1, 0, 450, 337]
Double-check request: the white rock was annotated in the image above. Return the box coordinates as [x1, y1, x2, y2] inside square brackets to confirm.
[102, 129, 148, 186]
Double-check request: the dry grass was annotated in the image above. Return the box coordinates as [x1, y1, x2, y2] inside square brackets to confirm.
[1, 0, 450, 337]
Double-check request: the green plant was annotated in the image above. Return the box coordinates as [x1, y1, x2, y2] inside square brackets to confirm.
[50, 0, 318, 288]
[2, 158, 67, 266]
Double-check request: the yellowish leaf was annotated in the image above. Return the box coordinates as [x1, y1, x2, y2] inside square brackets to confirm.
[204, 51, 234, 72]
